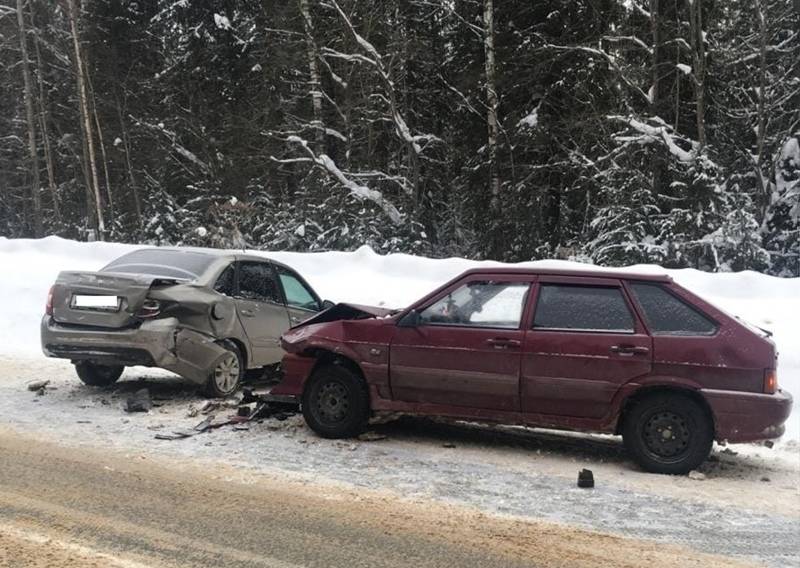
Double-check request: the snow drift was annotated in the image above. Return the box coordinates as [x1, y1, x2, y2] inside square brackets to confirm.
[1, 236, 797, 439]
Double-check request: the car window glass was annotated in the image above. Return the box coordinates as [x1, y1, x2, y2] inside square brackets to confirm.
[237, 262, 280, 303]
[420, 281, 528, 329]
[630, 283, 717, 335]
[279, 270, 319, 311]
[533, 285, 634, 332]
[214, 264, 235, 296]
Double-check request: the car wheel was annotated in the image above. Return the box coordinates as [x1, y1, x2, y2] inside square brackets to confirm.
[302, 363, 369, 438]
[204, 342, 243, 398]
[74, 362, 124, 387]
[622, 392, 714, 475]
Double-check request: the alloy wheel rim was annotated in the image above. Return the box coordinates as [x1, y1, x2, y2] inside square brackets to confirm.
[643, 410, 691, 460]
[214, 354, 240, 393]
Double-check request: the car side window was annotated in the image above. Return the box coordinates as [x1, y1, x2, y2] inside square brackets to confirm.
[419, 281, 529, 329]
[213, 264, 236, 296]
[237, 262, 280, 303]
[278, 268, 320, 311]
[533, 285, 634, 332]
[630, 283, 717, 335]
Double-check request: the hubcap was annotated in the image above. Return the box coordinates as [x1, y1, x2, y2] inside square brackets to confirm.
[643, 411, 691, 459]
[315, 381, 349, 424]
[214, 354, 240, 393]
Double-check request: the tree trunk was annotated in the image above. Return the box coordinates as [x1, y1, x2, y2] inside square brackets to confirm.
[690, 0, 707, 150]
[116, 96, 142, 226]
[67, 0, 105, 239]
[755, 0, 769, 222]
[299, 0, 325, 153]
[88, 72, 114, 227]
[17, 0, 43, 237]
[29, 0, 60, 225]
[483, 0, 500, 202]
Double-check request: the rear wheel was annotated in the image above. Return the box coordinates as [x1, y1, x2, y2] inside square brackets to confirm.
[74, 362, 124, 387]
[622, 392, 713, 475]
[204, 342, 243, 398]
[302, 363, 369, 438]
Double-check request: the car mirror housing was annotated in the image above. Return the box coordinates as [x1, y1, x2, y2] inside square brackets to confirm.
[397, 309, 421, 328]
[321, 300, 336, 310]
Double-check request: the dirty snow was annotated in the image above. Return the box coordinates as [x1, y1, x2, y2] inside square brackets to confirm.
[0, 237, 798, 566]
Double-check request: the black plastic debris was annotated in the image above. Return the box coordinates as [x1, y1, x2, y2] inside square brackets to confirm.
[27, 380, 50, 392]
[577, 469, 594, 488]
[125, 388, 152, 412]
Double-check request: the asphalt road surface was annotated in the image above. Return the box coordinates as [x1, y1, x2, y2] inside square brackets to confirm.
[0, 430, 754, 568]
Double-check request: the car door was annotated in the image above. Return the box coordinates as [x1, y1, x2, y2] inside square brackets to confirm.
[521, 277, 652, 419]
[233, 261, 291, 365]
[389, 275, 533, 412]
[275, 266, 322, 327]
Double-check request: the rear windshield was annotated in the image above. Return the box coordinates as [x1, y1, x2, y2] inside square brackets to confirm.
[102, 249, 215, 280]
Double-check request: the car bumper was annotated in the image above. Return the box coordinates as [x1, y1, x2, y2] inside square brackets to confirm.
[41, 315, 228, 385]
[269, 352, 316, 400]
[702, 388, 793, 443]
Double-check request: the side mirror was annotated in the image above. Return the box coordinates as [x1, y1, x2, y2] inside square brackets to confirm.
[321, 299, 335, 310]
[397, 309, 421, 328]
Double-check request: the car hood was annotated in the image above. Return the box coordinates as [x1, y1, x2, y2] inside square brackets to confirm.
[290, 302, 395, 329]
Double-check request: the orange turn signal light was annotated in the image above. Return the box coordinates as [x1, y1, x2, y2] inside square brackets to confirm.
[764, 370, 778, 394]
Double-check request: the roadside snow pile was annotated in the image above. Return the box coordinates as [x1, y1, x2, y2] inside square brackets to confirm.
[1, 236, 797, 440]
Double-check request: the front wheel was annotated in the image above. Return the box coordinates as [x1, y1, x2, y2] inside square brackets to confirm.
[74, 362, 124, 387]
[302, 364, 370, 438]
[622, 393, 714, 475]
[204, 342, 243, 397]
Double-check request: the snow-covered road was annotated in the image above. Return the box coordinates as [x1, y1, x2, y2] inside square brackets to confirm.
[0, 357, 797, 567]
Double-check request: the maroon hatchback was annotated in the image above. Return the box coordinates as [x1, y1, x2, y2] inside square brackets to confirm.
[272, 268, 792, 474]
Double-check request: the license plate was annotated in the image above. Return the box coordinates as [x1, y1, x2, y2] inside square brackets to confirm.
[71, 295, 120, 311]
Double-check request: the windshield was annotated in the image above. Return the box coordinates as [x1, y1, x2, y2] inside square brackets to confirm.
[102, 249, 215, 280]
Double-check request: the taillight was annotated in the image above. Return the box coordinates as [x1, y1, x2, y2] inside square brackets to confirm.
[764, 369, 778, 394]
[45, 285, 54, 316]
[137, 299, 161, 319]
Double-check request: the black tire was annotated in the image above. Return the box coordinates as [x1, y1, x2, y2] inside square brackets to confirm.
[622, 392, 714, 475]
[74, 362, 124, 387]
[204, 342, 243, 398]
[302, 363, 370, 438]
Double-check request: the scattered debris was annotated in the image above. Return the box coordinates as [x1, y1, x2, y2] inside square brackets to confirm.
[26, 380, 50, 391]
[199, 400, 218, 414]
[577, 469, 594, 488]
[688, 470, 707, 481]
[720, 448, 738, 456]
[442, 442, 456, 448]
[764, 440, 774, 449]
[358, 432, 387, 442]
[760, 476, 771, 482]
[125, 388, 152, 413]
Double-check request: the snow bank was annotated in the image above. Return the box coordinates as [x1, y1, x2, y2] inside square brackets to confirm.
[1, 236, 797, 439]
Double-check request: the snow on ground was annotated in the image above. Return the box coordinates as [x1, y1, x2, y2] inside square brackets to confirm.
[1, 236, 798, 439]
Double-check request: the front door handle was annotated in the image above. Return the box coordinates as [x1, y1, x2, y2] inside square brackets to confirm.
[486, 338, 521, 349]
[611, 345, 649, 356]
[240, 309, 256, 318]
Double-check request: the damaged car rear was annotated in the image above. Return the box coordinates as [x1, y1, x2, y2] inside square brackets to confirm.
[42, 248, 329, 396]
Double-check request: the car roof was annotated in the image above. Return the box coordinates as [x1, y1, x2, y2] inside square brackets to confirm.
[460, 266, 672, 282]
[142, 247, 294, 271]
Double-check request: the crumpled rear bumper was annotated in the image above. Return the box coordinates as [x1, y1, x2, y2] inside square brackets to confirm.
[41, 315, 228, 385]
[702, 388, 793, 443]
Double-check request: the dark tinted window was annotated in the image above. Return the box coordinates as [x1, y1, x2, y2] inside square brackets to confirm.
[630, 283, 717, 335]
[533, 285, 634, 332]
[102, 249, 214, 280]
[238, 262, 280, 303]
[214, 264, 235, 296]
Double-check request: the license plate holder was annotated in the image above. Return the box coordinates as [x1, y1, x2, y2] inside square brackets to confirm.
[71, 295, 121, 311]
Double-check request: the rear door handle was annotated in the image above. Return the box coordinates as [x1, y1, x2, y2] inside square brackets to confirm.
[486, 338, 521, 349]
[240, 309, 256, 318]
[611, 345, 649, 356]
